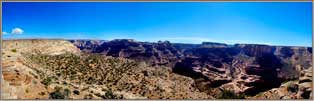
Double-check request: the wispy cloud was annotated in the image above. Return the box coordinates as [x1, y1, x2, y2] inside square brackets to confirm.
[2, 32, 8, 35]
[11, 28, 24, 34]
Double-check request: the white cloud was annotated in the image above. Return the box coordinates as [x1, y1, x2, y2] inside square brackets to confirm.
[11, 28, 24, 34]
[2, 32, 7, 35]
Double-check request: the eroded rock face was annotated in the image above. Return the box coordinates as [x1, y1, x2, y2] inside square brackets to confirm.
[69, 40, 106, 53]
[235, 44, 276, 57]
[89, 39, 183, 67]
[2, 39, 81, 99]
[252, 66, 313, 99]
[70, 39, 312, 99]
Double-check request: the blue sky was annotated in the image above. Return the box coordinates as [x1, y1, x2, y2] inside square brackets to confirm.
[2, 2, 312, 46]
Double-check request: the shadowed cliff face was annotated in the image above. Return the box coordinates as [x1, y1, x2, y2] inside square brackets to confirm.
[89, 39, 183, 67]
[70, 40, 106, 52]
[69, 39, 312, 97]
[235, 44, 276, 57]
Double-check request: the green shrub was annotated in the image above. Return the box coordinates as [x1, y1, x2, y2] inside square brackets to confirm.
[105, 89, 115, 99]
[41, 77, 52, 86]
[11, 49, 17, 52]
[217, 90, 245, 99]
[49, 87, 71, 99]
[49, 91, 65, 99]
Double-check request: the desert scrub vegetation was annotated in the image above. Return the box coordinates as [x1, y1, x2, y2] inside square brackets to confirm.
[49, 86, 71, 99]
[94, 89, 123, 99]
[217, 90, 245, 99]
[23, 52, 210, 99]
[41, 77, 53, 86]
[24, 53, 138, 86]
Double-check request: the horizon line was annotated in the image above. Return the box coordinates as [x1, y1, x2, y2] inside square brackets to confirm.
[2, 37, 312, 47]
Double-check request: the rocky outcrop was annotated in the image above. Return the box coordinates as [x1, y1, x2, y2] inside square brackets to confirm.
[235, 44, 276, 57]
[251, 66, 313, 99]
[69, 40, 106, 53]
[3, 39, 81, 55]
[89, 39, 183, 67]
[1, 39, 81, 99]
[201, 42, 229, 48]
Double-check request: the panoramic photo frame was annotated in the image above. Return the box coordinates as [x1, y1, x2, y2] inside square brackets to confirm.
[1, 0, 313, 100]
